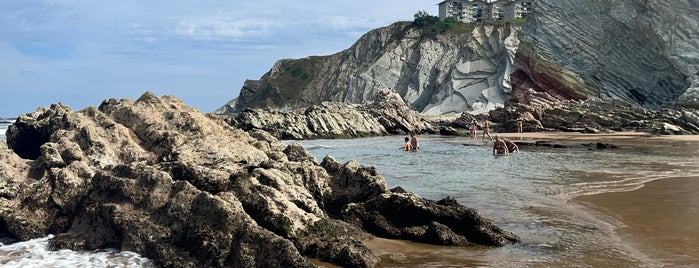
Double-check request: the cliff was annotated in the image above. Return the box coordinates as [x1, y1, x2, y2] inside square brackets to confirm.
[218, 21, 522, 115]
[219, 0, 698, 115]
[516, 0, 699, 109]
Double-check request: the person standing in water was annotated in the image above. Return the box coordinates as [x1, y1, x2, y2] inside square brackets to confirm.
[482, 120, 493, 141]
[504, 138, 519, 153]
[403, 137, 413, 151]
[493, 135, 509, 155]
[470, 120, 478, 139]
[516, 119, 523, 134]
[410, 132, 419, 151]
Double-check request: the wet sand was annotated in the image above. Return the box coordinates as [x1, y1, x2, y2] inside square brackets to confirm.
[496, 131, 699, 144]
[576, 175, 699, 266]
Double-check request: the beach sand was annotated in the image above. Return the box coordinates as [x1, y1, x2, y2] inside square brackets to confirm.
[496, 131, 699, 143]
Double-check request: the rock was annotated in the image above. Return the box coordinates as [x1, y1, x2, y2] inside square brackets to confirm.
[0, 92, 519, 267]
[439, 126, 460, 136]
[340, 192, 519, 247]
[226, 89, 439, 140]
[488, 98, 699, 134]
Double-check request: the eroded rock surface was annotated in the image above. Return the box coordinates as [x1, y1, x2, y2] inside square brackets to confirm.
[1, 92, 518, 267]
[227, 89, 439, 140]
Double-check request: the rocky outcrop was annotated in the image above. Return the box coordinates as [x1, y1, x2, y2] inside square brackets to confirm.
[218, 22, 522, 115]
[227, 89, 439, 140]
[489, 96, 699, 134]
[1, 92, 518, 267]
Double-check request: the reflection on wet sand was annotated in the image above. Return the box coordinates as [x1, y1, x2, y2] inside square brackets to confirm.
[577, 175, 699, 267]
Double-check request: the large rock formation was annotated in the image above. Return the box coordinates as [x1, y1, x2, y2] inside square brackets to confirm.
[0, 92, 517, 267]
[227, 89, 439, 140]
[218, 22, 522, 115]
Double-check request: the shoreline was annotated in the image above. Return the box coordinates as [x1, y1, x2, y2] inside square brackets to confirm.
[488, 131, 699, 144]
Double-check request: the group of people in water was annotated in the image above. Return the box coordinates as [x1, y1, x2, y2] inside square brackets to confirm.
[405, 119, 522, 155]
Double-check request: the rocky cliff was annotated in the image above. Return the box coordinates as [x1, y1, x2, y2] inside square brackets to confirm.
[219, 0, 698, 116]
[218, 21, 522, 115]
[0, 92, 518, 267]
[516, 0, 699, 109]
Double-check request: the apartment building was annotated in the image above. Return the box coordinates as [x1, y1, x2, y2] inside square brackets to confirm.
[437, 0, 533, 22]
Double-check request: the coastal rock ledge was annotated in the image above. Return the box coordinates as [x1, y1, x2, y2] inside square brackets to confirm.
[0, 92, 518, 267]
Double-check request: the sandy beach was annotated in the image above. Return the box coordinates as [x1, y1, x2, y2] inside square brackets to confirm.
[495, 131, 699, 144]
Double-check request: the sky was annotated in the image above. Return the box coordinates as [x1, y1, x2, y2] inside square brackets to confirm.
[0, 0, 437, 118]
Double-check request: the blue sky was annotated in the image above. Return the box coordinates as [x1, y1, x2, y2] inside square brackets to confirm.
[0, 0, 437, 118]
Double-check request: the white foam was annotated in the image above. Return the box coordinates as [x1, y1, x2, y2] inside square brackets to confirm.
[0, 235, 153, 267]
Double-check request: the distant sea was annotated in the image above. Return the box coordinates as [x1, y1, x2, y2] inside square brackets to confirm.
[0, 118, 12, 141]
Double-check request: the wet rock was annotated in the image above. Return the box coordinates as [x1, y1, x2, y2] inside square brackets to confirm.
[340, 192, 519, 247]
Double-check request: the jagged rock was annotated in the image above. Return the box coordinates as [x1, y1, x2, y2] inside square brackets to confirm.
[226, 89, 438, 140]
[340, 193, 519, 247]
[1, 92, 518, 268]
[488, 98, 699, 134]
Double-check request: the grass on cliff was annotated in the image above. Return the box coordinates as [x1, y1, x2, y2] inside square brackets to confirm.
[268, 57, 323, 101]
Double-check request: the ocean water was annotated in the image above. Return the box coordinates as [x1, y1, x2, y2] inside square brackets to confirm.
[0, 119, 10, 141]
[292, 135, 699, 267]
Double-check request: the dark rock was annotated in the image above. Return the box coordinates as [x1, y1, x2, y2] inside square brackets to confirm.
[340, 192, 519, 247]
[439, 126, 460, 136]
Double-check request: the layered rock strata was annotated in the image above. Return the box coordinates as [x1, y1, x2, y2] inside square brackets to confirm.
[518, 0, 699, 109]
[489, 94, 699, 135]
[1, 92, 517, 267]
[227, 89, 439, 140]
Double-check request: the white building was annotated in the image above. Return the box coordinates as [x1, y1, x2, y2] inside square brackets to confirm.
[437, 0, 533, 22]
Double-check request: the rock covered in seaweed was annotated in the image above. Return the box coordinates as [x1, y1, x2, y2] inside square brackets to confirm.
[1, 91, 518, 267]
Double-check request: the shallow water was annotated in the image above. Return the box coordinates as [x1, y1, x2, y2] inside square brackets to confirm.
[293, 135, 699, 267]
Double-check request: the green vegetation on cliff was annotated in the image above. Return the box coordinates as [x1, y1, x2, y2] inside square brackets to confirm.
[411, 10, 526, 37]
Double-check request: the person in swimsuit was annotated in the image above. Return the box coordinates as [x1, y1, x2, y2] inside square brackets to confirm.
[470, 120, 478, 139]
[516, 119, 523, 134]
[482, 120, 493, 141]
[493, 135, 509, 155]
[504, 138, 519, 153]
[410, 132, 419, 150]
[404, 137, 413, 151]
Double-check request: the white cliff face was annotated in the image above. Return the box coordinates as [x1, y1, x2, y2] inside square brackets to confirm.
[345, 25, 521, 115]
[522, 0, 699, 108]
[225, 22, 522, 115]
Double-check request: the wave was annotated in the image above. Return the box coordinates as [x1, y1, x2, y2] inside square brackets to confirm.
[565, 171, 677, 198]
[0, 235, 153, 267]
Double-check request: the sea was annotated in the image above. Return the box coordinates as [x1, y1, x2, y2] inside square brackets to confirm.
[1, 129, 698, 267]
[0, 118, 9, 141]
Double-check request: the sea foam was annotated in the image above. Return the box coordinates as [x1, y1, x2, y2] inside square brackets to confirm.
[0, 235, 153, 267]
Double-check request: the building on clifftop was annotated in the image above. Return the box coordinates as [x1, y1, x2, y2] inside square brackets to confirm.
[437, 0, 533, 22]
